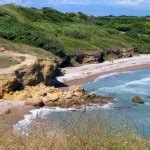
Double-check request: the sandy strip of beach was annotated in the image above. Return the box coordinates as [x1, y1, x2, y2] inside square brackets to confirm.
[0, 100, 33, 128]
[57, 54, 150, 86]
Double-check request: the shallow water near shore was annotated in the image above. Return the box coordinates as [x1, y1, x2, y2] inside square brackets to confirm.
[85, 69, 150, 139]
[14, 69, 150, 139]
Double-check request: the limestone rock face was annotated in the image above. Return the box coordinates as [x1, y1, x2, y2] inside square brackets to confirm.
[109, 47, 136, 60]
[132, 96, 144, 104]
[73, 53, 100, 64]
[0, 58, 58, 100]
[1, 84, 112, 108]
[73, 92, 83, 97]
[0, 75, 19, 98]
[46, 93, 60, 102]
[63, 92, 73, 99]
[0, 89, 3, 99]
[15, 59, 57, 87]
[83, 55, 98, 64]
[68, 85, 84, 93]
[120, 47, 135, 58]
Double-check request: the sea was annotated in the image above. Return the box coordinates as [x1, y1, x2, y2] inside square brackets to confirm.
[14, 69, 150, 139]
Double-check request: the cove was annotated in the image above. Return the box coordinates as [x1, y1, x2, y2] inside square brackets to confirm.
[14, 69, 150, 139]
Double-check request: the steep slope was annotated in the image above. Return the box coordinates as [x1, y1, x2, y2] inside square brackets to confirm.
[0, 4, 150, 65]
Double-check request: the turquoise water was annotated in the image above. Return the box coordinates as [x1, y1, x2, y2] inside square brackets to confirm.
[84, 69, 150, 139]
[15, 69, 150, 139]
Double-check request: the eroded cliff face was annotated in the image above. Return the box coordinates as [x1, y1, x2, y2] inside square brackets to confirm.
[15, 59, 58, 87]
[0, 58, 112, 108]
[68, 47, 136, 66]
[0, 59, 58, 98]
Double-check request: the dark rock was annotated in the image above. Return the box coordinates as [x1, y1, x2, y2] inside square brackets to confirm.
[132, 96, 144, 104]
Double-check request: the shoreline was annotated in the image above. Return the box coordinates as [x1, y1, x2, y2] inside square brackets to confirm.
[66, 64, 150, 86]
[0, 100, 33, 128]
[57, 55, 150, 86]
[1, 55, 150, 122]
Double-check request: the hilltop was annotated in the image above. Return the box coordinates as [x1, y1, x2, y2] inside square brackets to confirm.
[0, 4, 150, 66]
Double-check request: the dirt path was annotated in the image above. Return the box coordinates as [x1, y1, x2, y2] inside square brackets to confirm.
[0, 47, 37, 115]
[0, 47, 37, 75]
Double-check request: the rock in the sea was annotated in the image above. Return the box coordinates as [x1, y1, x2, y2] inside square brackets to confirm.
[132, 96, 144, 104]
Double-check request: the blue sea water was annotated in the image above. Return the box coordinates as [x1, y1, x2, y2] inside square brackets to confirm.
[14, 69, 150, 139]
[84, 69, 150, 139]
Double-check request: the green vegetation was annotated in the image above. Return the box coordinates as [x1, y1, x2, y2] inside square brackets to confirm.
[0, 5, 150, 147]
[0, 4, 150, 58]
[0, 55, 19, 68]
[0, 37, 56, 60]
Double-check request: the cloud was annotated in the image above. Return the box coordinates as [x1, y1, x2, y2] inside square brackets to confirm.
[0, 0, 150, 7]
[113, 0, 147, 6]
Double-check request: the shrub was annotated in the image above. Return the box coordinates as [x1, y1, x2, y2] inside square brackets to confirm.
[42, 7, 65, 22]
[126, 31, 139, 39]
[77, 12, 88, 21]
[27, 33, 65, 57]
[16, 6, 47, 21]
[116, 24, 132, 32]
[0, 16, 65, 57]
[64, 29, 90, 40]
[140, 35, 150, 42]
[106, 28, 119, 34]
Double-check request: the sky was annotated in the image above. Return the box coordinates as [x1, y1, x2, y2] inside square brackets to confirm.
[0, 0, 150, 16]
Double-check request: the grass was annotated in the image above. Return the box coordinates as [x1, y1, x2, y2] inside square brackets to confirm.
[0, 38, 56, 60]
[0, 4, 150, 58]
[0, 55, 19, 68]
[0, 110, 150, 149]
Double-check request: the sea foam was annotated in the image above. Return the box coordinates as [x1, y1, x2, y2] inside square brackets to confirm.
[13, 103, 114, 134]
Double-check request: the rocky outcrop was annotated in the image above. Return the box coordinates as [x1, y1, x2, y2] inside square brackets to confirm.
[2, 85, 112, 108]
[0, 49, 112, 109]
[72, 53, 101, 64]
[69, 47, 136, 66]
[0, 59, 58, 98]
[115, 47, 135, 58]
[119, 47, 134, 58]
[0, 75, 20, 98]
[15, 59, 57, 87]
[132, 96, 144, 104]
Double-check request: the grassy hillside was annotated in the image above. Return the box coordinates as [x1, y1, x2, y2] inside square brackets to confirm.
[0, 37, 56, 60]
[0, 4, 150, 58]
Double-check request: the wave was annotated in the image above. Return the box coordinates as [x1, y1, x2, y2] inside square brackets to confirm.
[97, 76, 150, 95]
[13, 107, 77, 134]
[98, 85, 148, 95]
[13, 103, 114, 134]
[93, 70, 143, 83]
[125, 77, 150, 85]
[145, 102, 150, 106]
[101, 103, 114, 109]
[93, 73, 119, 82]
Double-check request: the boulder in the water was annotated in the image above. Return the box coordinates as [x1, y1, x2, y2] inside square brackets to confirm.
[132, 96, 144, 104]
